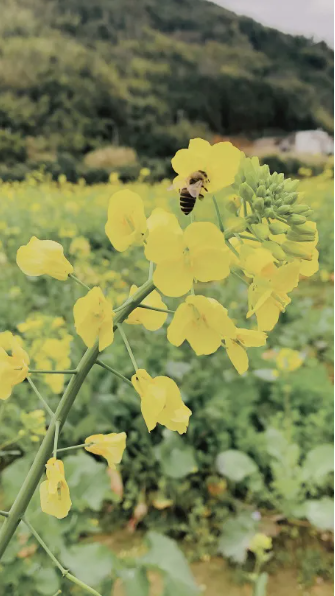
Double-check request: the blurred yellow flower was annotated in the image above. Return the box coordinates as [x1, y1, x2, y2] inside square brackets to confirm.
[132, 369, 191, 434]
[0, 333, 29, 400]
[16, 236, 73, 281]
[247, 262, 300, 331]
[249, 533, 272, 554]
[109, 172, 119, 184]
[145, 220, 231, 297]
[20, 410, 46, 439]
[73, 286, 114, 351]
[225, 329, 267, 375]
[171, 138, 241, 194]
[85, 432, 126, 468]
[105, 189, 147, 252]
[69, 236, 91, 257]
[40, 458, 72, 519]
[167, 295, 236, 355]
[126, 285, 168, 331]
[276, 348, 303, 372]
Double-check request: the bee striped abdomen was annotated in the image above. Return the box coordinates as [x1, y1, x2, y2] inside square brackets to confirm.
[180, 189, 196, 215]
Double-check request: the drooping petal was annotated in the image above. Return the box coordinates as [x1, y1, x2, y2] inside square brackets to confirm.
[273, 262, 300, 293]
[254, 298, 282, 332]
[17, 237, 73, 281]
[167, 303, 194, 347]
[85, 432, 127, 469]
[236, 329, 267, 347]
[225, 339, 249, 375]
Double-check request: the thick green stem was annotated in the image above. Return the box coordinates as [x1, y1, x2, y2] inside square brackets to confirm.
[0, 278, 155, 559]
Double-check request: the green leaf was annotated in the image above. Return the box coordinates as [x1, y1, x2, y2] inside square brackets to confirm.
[304, 498, 334, 530]
[218, 512, 256, 563]
[253, 369, 278, 382]
[302, 444, 334, 484]
[64, 451, 113, 511]
[35, 567, 60, 595]
[141, 532, 200, 595]
[155, 433, 197, 479]
[61, 542, 115, 587]
[118, 568, 149, 596]
[216, 450, 257, 482]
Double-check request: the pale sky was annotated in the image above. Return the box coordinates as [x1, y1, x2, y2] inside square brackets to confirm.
[213, 0, 334, 46]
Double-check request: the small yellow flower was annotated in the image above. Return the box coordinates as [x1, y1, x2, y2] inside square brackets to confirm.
[105, 189, 147, 252]
[109, 172, 119, 184]
[249, 533, 272, 554]
[145, 218, 231, 297]
[126, 285, 168, 331]
[225, 329, 267, 375]
[0, 333, 29, 400]
[69, 236, 91, 257]
[85, 432, 126, 468]
[167, 295, 236, 355]
[247, 262, 300, 331]
[276, 348, 303, 372]
[171, 138, 241, 195]
[40, 458, 72, 519]
[16, 236, 73, 281]
[20, 410, 46, 438]
[131, 369, 191, 434]
[73, 287, 114, 351]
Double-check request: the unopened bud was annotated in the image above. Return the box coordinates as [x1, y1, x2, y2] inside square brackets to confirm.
[286, 230, 315, 243]
[256, 185, 266, 198]
[277, 205, 292, 215]
[239, 182, 254, 203]
[253, 197, 264, 211]
[263, 241, 286, 261]
[264, 197, 272, 207]
[250, 223, 269, 240]
[284, 193, 298, 205]
[264, 208, 276, 218]
[282, 241, 313, 260]
[292, 221, 316, 235]
[288, 214, 307, 225]
[269, 222, 290, 235]
[290, 204, 310, 214]
[225, 217, 247, 234]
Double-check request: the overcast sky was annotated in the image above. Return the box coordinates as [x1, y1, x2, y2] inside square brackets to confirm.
[213, 0, 334, 46]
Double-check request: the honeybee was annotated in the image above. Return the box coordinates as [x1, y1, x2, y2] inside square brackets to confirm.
[179, 170, 209, 215]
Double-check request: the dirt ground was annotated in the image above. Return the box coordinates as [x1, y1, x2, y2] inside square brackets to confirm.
[97, 531, 334, 596]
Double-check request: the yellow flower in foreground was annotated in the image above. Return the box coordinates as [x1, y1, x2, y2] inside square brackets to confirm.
[16, 236, 73, 280]
[0, 333, 29, 400]
[167, 295, 236, 355]
[132, 369, 191, 434]
[73, 287, 114, 351]
[145, 217, 231, 297]
[40, 458, 72, 519]
[247, 262, 300, 331]
[126, 285, 168, 331]
[171, 137, 241, 194]
[276, 348, 303, 372]
[85, 432, 126, 469]
[225, 329, 267, 375]
[105, 189, 147, 252]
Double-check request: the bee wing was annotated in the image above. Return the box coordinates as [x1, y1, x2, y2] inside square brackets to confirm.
[187, 180, 203, 198]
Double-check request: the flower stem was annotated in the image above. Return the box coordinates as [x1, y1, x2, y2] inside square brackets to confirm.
[53, 420, 60, 459]
[212, 196, 224, 233]
[231, 269, 249, 286]
[57, 442, 94, 454]
[148, 261, 154, 280]
[0, 278, 155, 559]
[0, 511, 8, 518]
[23, 517, 103, 596]
[69, 273, 91, 292]
[225, 238, 240, 258]
[96, 359, 133, 386]
[137, 304, 175, 314]
[27, 377, 54, 417]
[28, 369, 78, 375]
[117, 323, 138, 372]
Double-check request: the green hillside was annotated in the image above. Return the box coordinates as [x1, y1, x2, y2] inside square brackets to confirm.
[0, 0, 333, 176]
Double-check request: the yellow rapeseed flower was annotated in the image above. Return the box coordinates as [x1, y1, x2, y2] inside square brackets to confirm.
[225, 329, 267, 375]
[40, 458, 72, 519]
[276, 348, 304, 372]
[247, 261, 300, 331]
[126, 285, 168, 331]
[73, 287, 114, 351]
[131, 369, 191, 434]
[249, 533, 272, 555]
[167, 295, 236, 355]
[85, 432, 126, 468]
[16, 236, 73, 281]
[105, 189, 147, 252]
[145, 218, 231, 297]
[0, 332, 29, 400]
[171, 138, 241, 194]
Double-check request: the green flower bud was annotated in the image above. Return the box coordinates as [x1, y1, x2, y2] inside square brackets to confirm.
[225, 217, 247, 234]
[284, 193, 298, 205]
[277, 205, 293, 215]
[290, 204, 310, 214]
[282, 241, 313, 260]
[286, 230, 315, 242]
[269, 222, 290, 235]
[256, 185, 266, 198]
[284, 179, 299, 192]
[253, 197, 264, 211]
[264, 208, 276, 218]
[288, 214, 307, 225]
[264, 197, 272, 207]
[239, 182, 254, 203]
[250, 223, 269, 240]
[290, 224, 316, 237]
[263, 241, 286, 261]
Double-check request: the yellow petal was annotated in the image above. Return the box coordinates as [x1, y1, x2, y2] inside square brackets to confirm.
[131, 370, 166, 432]
[254, 298, 281, 332]
[40, 480, 71, 519]
[85, 432, 127, 469]
[236, 329, 267, 347]
[17, 237, 73, 281]
[225, 340, 249, 375]
[171, 147, 206, 177]
[153, 259, 193, 297]
[183, 317, 222, 355]
[154, 376, 191, 434]
[73, 287, 114, 351]
[126, 288, 168, 331]
[167, 303, 194, 347]
[299, 249, 319, 277]
[105, 190, 147, 252]
[191, 247, 231, 282]
[207, 142, 242, 192]
[273, 262, 300, 294]
[145, 226, 184, 263]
